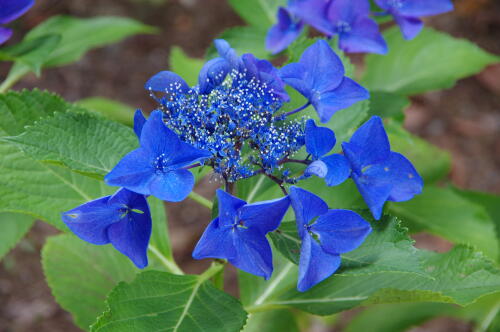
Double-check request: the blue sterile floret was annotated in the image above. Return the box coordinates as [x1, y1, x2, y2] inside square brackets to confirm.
[0, 0, 34, 44]
[342, 116, 423, 220]
[62, 188, 152, 268]
[289, 186, 372, 292]
[193, 189, 290, 279]
[303, 119, 351, 186]
[375, 0, 453, 40]
[280, 40, 369, 123]
[105, 110, 212, 202]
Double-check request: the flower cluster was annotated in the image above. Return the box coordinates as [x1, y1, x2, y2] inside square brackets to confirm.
[266, 0, 453, 54]
[0, 0, 34, 44]
[62, 39, 422, 291]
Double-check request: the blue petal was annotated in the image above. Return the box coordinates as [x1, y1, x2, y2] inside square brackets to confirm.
[217, 189, 247, 227]
[198, 57, 231, 94]
[279, 62, 311, 98]
[133, 110, 146, 139]
[169, 141, 212, 169]
[398, 0, 454, 17]
[149, 169, 194, 202]
[394, 15, 423, 40]
[288, 0, 333, 35]
[62, 196, 117, 245]
[312, 77, 369, 123]
[351, 172, 392, 220]
[338, 18, 388, 55]
[297, 232, 341, 292]
[342, 116, 390, 171]
[192, 218, 236, 261]
[298, 40, 345, 94]
[239, 196, 290, 234]
[305, 119, 336, 159]
[145, 71, 190, 94]
[214, 39, 242, 70]
[311, 209, 371, 254]
[0, 0, 34, 24]
[139, 110, 180, 157]
[104, 148, 155, 195]
[266, 7, 304, 54]
[289, 186, 328, 238]
[305, 160, 328, 178]
[327, 0, 370, 23]
[107, 193, 152, 269]
[230, 227, 274, 279]
[322, 154, 351, 186]
[0, 27, 13, 45]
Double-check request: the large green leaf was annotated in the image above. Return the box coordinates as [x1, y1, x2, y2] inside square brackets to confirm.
[0, 212, 34, 260]
[368, 91, 409, 121]
[42, 234, 137, 330]
[91, 270, 248, 332]
[169, 47, 204, 86]
[227, 0, 285, 28]
[77, 97, 136, 127]
[242, 310, 299, 332]
[5, 111, 138, 178]
[362, 27, 500, 95]
[389, 186, 499, 260]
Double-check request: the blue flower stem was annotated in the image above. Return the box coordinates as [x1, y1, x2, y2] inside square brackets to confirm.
[188, 191, 213, 210]
[200, 260, 226, 283]
[212, 264, 225, 290]
[183, 163, 202, 170]
[148, 244, 184, 275]
[280, 102, 311, 119]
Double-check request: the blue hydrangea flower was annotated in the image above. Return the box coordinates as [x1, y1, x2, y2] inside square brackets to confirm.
[266, 7, 304, 54]
[133, 109, 146, 139]
[62, 188, 152, 268]
[287, 0, 332, 36]
[193, 189, 290, 279]
[105, 110, 211, 202]
[0, 0, 34, 44]
[327, 0, 387, 54]
[342, 116, 423, 220]
[280, 40, 369, 123]
[375, 0, 453, 39]
[303, 119, 351, 186]
[289, 186, 371, 292]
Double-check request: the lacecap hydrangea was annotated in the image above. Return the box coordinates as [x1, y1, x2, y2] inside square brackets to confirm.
[61, 39, 422, 291]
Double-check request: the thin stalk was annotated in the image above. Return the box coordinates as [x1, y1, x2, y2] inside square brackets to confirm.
[280, 102, 311, 118]
[148, 244, 184, 275]
[188, 191, 213, 210]
[200, 260, 226, 282]
[0, 68, 28, 93]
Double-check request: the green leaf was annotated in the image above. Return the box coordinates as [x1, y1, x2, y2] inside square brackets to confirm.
[42, 234, 137, 330]
[5, 111, 138, 178]
[454, 189, 500, 238]
[368, 91, 409, 121]
[77, 97, 136, 127]
[0, 34, 61, 75]
[208, 26, 268, 60]
[0, 212, 34, 260]
[242, 310, 299, 332]
[169, 47, 204, 86]
[362, 27, 500, 95]
[389, 186, 499, 260]
[91, 270, 248, 332]
[227, 0, 285, 28]
[386, 121, 451, 183]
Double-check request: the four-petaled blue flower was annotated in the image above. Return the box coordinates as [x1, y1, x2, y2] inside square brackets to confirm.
[266, 7, 304, 55]
[193, 189, 290, 279]
[0, 0, 34, 44]
[289, 186, 372, 292]
[280, 40, 369, 123]
[105, 110, 212, 202]
[303, 119, 351, 186]
[342, 116, 423, 220]
[375, 0, 453, 40]
[327, 0, 387, 54]
[62, 188, 152, 268]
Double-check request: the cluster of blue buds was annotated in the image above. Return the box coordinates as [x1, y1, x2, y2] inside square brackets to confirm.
[266, 0, 454, 54]
[62, 39, 423, 291]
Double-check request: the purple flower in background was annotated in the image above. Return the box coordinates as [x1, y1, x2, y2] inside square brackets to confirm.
[303, 119, 351, 186]
[105, 110, 211, 202]
[62, 188, 152, 268]
[342, 116, 423, 220]
[266, 7, 304, 54]
[327, 0, 387, 54]
[289, 187, 371, 291]
[193, 189, 290, 279]
[0, 0, 35, 44]
[375, 0, 453, 39]
[280, 40, 369, 123]
[288, 0, 332, 36]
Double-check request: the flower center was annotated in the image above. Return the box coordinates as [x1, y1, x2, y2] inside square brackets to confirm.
[153, 153, 172, 174]
[387, 0, 404, 9]
[336, 21, 351, 33]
